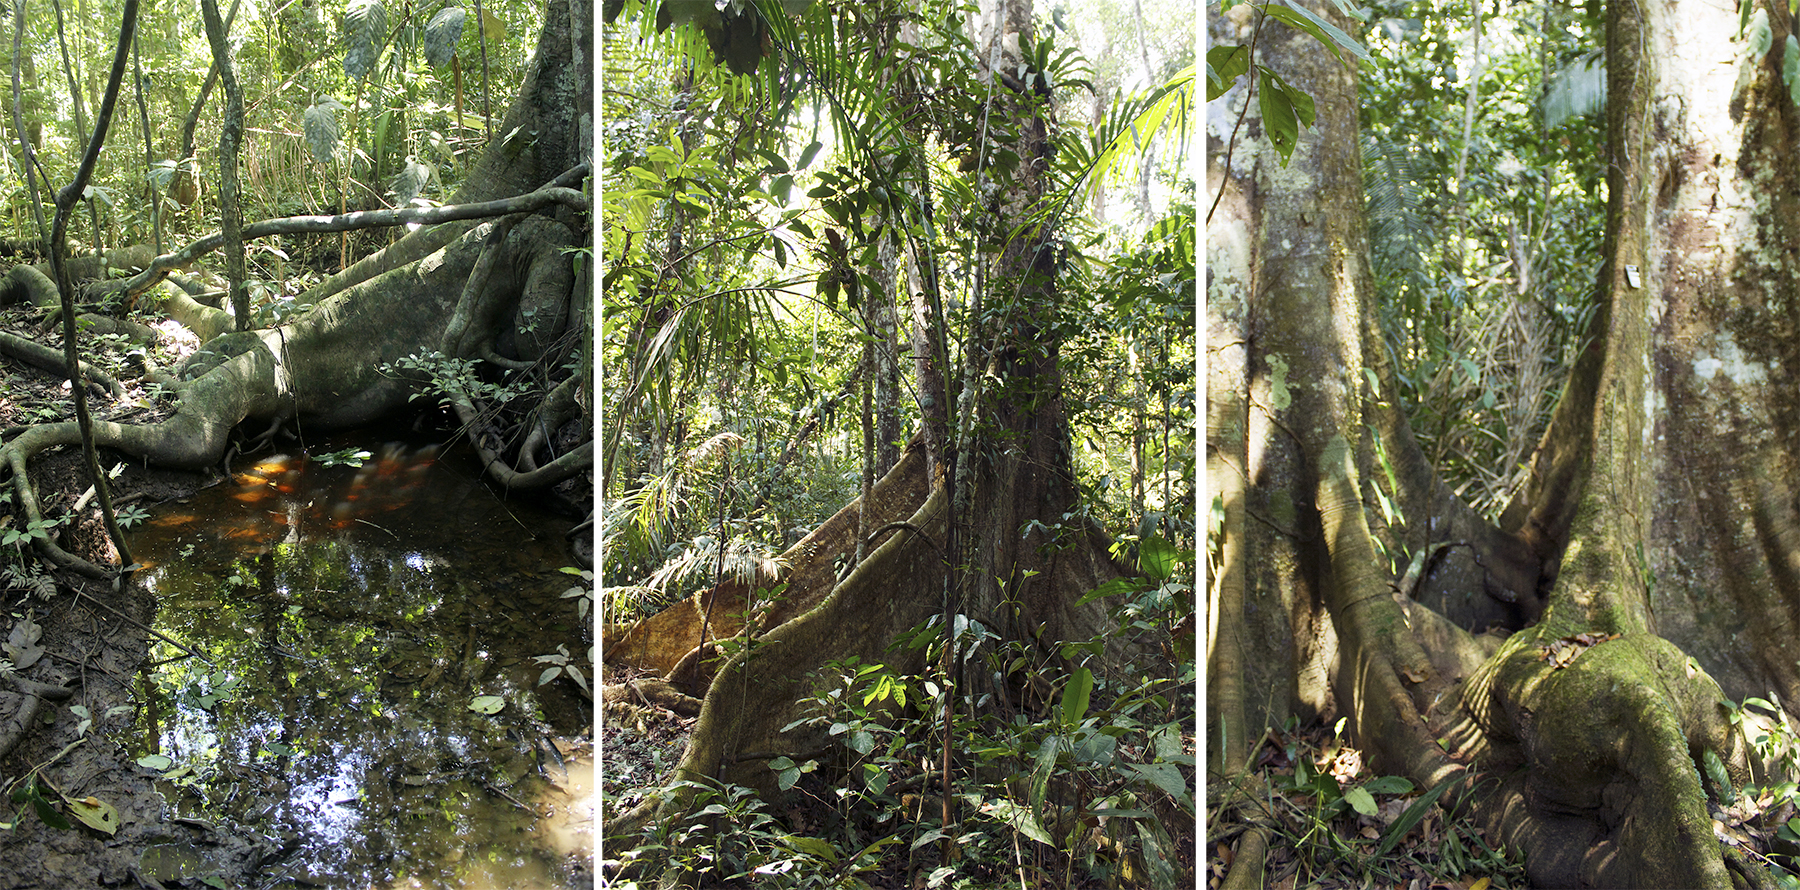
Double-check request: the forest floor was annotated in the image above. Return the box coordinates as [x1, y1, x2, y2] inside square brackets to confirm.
[1206, 720, 1530, 890]
[0, 295, 270, 888]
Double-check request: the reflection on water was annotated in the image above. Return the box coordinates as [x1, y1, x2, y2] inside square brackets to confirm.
[128, 439, 592, 889]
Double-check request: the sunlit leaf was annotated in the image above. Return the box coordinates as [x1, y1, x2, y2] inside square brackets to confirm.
[303, 98, 344, 165]
[67, 796, 119, 835]
[342, 0, 389, 81]
[423, 7, 465, 67]
[1137, 534, 1176, 580]
[1061, 667, 1094, 727]
[468, 694, 504, 714]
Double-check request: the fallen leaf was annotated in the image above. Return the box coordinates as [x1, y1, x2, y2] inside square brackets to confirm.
[67, 796, 120, 835]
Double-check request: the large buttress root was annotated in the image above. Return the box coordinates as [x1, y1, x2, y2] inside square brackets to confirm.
[0, 212, 585, 578]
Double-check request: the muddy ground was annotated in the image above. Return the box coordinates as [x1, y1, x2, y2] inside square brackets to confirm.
[0, 281, 242, 888]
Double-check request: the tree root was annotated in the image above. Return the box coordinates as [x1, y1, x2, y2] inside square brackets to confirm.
[1219, 826, 1270, 890]
[0, 672, 74, 763]
[0, 330, 125, 400]
[0, 207, 588, 579]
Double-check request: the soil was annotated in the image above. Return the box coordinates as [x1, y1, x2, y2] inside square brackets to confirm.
[0, 285, 327, 885]
[0, 289, 264, 887]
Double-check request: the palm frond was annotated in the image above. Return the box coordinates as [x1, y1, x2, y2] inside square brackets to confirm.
[1542, 51, 1605, 129]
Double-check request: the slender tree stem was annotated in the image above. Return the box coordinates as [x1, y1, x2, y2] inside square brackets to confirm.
[50, 0, 139, 571]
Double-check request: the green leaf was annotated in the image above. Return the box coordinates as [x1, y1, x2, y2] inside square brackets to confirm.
[1120, 761, 1190, 803]
[1705, 748, 1737, 804]
[1207, 44, 1250, 100]
[423, 7, 465, 67]
[782, 834, 840, 863]
[1362, 775, 1414, 795]
[1262, 0, 1372, 66]
[1077, 577, 1140, 606]
[27, 785, 70, 831]
[863, 764, 889, 795]
[1374, 775, 1459, 857]
[1029, 735, 1061, 812]
[1255, 67, 1315, 165]
[467, 695, 504, 714]
[1257, 74, 1300, 163]
[1138, 534, 1176, 580]
[1748, 9, 1772, 58]
[1344, 785, 1377, 816]
[342, 0, 389, 81]
[983, 798, 1055, 845]
[1785, 36, 1800, 107]
[303, 98, 344, 165]
[1061, 667, 1094, 726]
[797, 140, 824, 169]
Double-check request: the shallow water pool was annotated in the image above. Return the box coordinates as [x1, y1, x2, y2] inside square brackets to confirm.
[126, 437, 592, 889]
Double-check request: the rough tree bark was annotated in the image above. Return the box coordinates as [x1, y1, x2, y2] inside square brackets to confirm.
[1207, 0, 1800, 885]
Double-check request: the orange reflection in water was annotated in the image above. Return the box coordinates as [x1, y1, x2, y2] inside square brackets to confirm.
[142, 443, 445, 566]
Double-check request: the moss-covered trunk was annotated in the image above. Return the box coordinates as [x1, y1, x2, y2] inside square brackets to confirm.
[1208, 0, 1795, 884]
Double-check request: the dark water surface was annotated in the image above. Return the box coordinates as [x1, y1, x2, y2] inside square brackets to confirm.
[126, 437, 591, 889]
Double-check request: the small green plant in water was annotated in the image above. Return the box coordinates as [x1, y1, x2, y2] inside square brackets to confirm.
[313, 447, 372, 468]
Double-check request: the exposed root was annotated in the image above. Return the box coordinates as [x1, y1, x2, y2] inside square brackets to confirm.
[0, 672, 74, 762]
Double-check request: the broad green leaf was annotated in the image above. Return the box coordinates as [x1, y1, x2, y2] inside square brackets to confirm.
[863, 764, 889, 794]
[782, 834, 840, 863]
[1029, 735, 1060, 812]
[797, 140, 824, 169]
[342, 0, 389, 81]
[1262, 0, 1372, 66]
[1785, 36, 1800, 107]
[1061, 667, 1094, 726]
[1077, 577, 1140, 606]
[136, 754, 173, 771]
[1363, 775, 1413, 795]
[479, 8, 505, 42]
[1138, 534, 1176, 580]
[1705, 748, 1736, 804]
[32, 794, 70, 830]
[1344, 785, 1377, 816]
[1120, 761, 1190, 802]
[423, 7, 465, 68]
[1257, 69, 1301, 163]
[303, 99, 343, 165]
[1261, 67, 1316, 127]
[1748, 9, 1772, 58]
[467, 695, 504, 714]
[983, 798, 1054, 845]
[1207, 44, 1250, 100]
